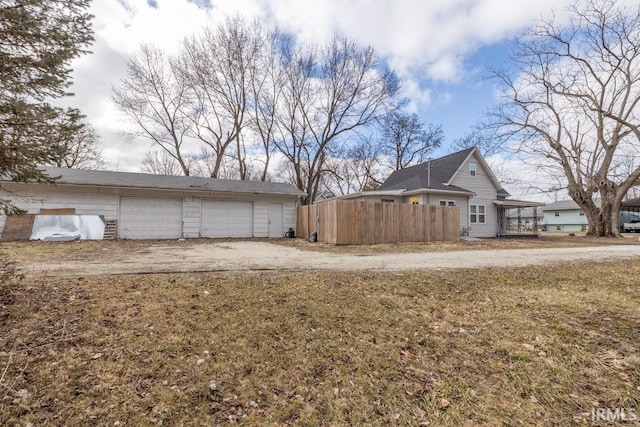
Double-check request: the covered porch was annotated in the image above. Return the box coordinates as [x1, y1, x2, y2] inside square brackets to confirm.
[495, 200, 546, 238]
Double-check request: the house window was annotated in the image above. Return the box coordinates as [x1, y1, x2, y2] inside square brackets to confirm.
[381, 199, 395, 203]
[469, 163, 477, 177]
[470, 204, 486, 224]
[554, 211, 560, 217]
[581, 224, 587, 231]
[579, 211, 585, 216]
[556, 225, 562, 231]
[439, 200, 456, 206]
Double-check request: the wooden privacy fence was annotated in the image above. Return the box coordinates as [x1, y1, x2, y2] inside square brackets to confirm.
[296, 200, 459, 244]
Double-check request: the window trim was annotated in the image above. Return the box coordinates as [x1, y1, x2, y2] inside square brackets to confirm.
[469, 204, 486, 224]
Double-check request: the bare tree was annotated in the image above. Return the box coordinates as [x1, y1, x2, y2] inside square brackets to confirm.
[274, 35, 400, 204]
[141, 150, 184, 175]
[177, 16, 264, 179]
[113, 44, 192, 175]
[493, 0, 640, 236]
[44, 109, 104, 169]
[452, 126, 506, 158]
[379, 111, 443, 170]
[347, 139, 385, 190]
[247, 30, 286, 181]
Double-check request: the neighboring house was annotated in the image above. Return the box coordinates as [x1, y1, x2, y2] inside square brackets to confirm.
[0, 167, 304, 240]
[542, 200, 588, 232]
[507, 207, 544, 232]
[543, 198, 640, 232]
[337, 147, 543, 238]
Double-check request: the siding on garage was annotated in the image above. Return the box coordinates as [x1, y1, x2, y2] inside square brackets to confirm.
[1, 184, 119, 240]
[183, 197, 202, 238]
[1, 181, 301, 240]
[0, 184, 119, 219]
[253, 201, 269, 238]
[283, 203, 296, 232]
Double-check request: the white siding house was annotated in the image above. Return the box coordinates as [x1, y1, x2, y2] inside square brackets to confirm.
[0, 168, 304, 240]
[542, 200, 588, 232]
[448, 152, 502, 237]
[334, 147, 542, 238]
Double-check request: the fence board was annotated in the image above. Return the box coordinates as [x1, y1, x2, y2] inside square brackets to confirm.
[296, 200, 459, 244]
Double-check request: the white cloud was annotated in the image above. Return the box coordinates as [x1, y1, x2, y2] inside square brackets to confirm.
[63, 0, 578, 171]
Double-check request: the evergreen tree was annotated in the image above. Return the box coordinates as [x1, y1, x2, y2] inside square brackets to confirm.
[0, 0, 93, 213]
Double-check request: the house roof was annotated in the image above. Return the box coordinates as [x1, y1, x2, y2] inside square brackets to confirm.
[541, 200, 580, 211]
[623, 198, 640, 208]
[543, 197, 640, 211]
[378, 147, 474, 192]
[377, 147, 509, 196]
[26, 167, 306, 197]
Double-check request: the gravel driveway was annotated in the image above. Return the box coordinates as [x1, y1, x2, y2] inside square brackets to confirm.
[19, 241, 640, 277]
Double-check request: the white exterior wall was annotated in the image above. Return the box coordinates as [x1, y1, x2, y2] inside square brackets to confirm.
[450, 153, 499, 238]
[0, 183, 300, 240]
[183, 197, 202, 238]
[254, 200, 297, 237]
[283, 202, 296, 231]
[1, 185, 119, 218]
[253, 201, 269, 238]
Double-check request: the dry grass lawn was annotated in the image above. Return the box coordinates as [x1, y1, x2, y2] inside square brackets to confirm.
[1, 257, 639, 425]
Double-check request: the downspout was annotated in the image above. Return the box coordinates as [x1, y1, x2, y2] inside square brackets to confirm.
[427, 158, 431, 189]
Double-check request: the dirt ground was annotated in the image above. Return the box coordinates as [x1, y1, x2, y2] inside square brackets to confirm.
[5, 235, 640, 277]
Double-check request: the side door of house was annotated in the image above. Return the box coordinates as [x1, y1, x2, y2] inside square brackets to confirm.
[268, 203, 283, 238]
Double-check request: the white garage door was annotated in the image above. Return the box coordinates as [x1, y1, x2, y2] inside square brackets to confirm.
[201, 200, 253, 238]
[119, 197, 183, 239]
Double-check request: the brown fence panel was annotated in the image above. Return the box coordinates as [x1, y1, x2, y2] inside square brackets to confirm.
[1, 214, 36, 241]
[444, 206, 460, 241]
[296, 200, 459, 244]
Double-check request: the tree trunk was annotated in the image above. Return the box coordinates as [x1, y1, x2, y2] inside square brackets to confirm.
[584, 200, 621, 237]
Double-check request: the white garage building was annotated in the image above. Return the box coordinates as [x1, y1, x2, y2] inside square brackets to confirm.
[0, 167, 305, 240]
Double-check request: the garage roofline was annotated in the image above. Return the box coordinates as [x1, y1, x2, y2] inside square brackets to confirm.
[8, 167, 307, 198]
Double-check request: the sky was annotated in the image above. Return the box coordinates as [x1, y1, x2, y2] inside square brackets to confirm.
[63, 0, 580, 199]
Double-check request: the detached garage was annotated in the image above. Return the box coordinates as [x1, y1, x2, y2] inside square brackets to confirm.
[0, 167, 304, 240]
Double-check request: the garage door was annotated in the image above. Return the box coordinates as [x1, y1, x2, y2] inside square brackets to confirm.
[201, 200, 253, 238]
[119, 197, 183, 239]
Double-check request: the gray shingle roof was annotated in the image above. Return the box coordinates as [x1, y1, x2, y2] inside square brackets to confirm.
[39, 167, 306, 196]
[377, 147, 475, 192]
[541, 200, 580, 211]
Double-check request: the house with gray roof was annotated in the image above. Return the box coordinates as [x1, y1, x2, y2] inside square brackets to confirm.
[0, 167, 305, 240]
[542, 199, 640, 233]
[541, 200, 587, 232]
[337, 147, 543, 238]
